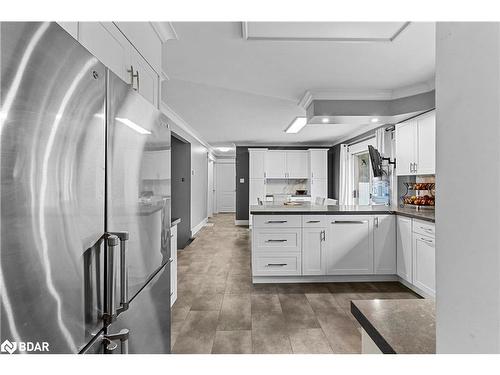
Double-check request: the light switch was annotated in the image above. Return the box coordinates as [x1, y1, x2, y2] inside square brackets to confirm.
[240, 178, 245, 183]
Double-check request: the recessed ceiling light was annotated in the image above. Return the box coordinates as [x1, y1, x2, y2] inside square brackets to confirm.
[321, 117, 329, 123]
[371, 118, 379, 123]
[285, 117, 307, 134]
[115, 117, 152, 134]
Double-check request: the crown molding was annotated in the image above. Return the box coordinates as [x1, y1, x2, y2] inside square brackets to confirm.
[150, 22, 178, 43]
[159, 101, 215, 156]
[299, 80, 435, 109]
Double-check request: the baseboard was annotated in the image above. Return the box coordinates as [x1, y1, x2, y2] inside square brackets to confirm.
[252, 275, 399, 284]
[235, 220, 249, 226]
[398, 277, 434, 299]
[191, 218, 208, 237]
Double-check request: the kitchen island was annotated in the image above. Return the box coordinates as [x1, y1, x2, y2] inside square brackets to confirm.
[250, 203, 436, 298]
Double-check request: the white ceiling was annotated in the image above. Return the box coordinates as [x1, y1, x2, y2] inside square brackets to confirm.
[162, 22, 435, 147]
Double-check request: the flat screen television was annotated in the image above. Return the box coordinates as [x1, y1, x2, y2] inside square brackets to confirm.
[368, 145, 384, 177]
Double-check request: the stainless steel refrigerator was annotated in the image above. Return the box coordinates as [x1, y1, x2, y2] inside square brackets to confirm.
[0, 22, 171, 354]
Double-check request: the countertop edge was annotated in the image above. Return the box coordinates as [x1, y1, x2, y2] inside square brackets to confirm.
[350, 301, 396, 354]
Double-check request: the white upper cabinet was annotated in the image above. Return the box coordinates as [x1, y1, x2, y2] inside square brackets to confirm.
[266, 151, 287, 178]
[327, 216, 373, 275]
[416, 112, 436, 175]
[309, 149, 328, 179]
[373, 215, 396, 274]
[286, 151, 309, 178]
[396, 110, 436, 176]
[78, 22, 132, 83]
[130, 48, 159, 108]
[265, 150, 309, 179]
[249, 149, 267, 179]
[310, 178, 328, 201]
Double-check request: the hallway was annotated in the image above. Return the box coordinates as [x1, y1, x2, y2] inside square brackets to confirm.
[171, 214, 420, 354]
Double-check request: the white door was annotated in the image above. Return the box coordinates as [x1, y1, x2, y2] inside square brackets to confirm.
[396, 216, 413, 282]
[327, 216, 373, 275]
[216, 162, 236, 212]
[309, 149, 328, 179]
[373, 215, 396, 274]
[412, 234, 436, 297]
[417, 111, 436, 175]
[207, 159, 214, 217]
[286, 151, 309, 178]
[249, 149, 267, 179]
[265, 151, 287, 178]
[395, 120, 417, 176]
[302, 227, 327, 275]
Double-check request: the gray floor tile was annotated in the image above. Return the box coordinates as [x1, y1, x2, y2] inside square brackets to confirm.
[172, 311, 219, 354]
[278, 293, 321, 329]
[217, 294, 252, 330]
[288, 328, 333, 354]
[211, 330, 252, 354]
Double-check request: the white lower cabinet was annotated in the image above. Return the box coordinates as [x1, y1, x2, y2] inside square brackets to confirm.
[373, 215, 396, 274]
[302, 226, 327, 275]
[170, 224, 178, 306]
[396, 216, 413, 282]
[412, 234, 436, 297]
[327, 216, 373, 274]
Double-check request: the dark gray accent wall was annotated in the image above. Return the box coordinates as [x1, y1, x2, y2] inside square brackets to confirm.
[171, 134, 191, 248]
[236, 146, 332, 221]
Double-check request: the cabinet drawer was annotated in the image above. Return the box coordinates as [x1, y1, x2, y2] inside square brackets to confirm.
[253, 228, 301, 252]
[412, 219, 435, 238]
[253, 254, 301, 276]
[253, 215, 301, 228]
[302, 215, 328, 227]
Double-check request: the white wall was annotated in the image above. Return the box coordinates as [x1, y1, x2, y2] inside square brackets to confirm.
[436, 22, 500, 353]
[161, 103, 212, 235]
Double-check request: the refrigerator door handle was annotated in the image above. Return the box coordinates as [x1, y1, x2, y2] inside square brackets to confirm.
[104, 329, 130, 354]
[109, 231, 130, 314]
[104, 234, 119, 324]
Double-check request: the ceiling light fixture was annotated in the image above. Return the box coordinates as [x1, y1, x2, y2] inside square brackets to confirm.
[371, 118, 379, 123]
[217, 147, 233, 152]
[285, 117, 307, 134]
[321, 117, 329, 123]
[115, 117, 152, 135]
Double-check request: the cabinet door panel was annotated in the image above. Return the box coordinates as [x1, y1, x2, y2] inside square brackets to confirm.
[309, 149, 328, 179]
[302, 227, 326, 275]
[310, 178, 327, 201]
[265, 151, 287, 178]
[412, 234, 436, 297]
[286, 151, 308, 178]
[327, 217, 373, 274]
[396, 216, 412, 282]
[78, 22, 131, 82]
[249, 179, 265, 206]
[249, 150, 267, 179]
[395, 120, 417, 176]
[417, 112, 436, 175]
[374, 215, 396, 274]
[131, 49, 159, 107]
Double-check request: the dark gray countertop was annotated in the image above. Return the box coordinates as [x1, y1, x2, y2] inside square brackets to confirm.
[249, 203, 435, 222]
[171, 217, 181, 227]
[351, 299, 436, 354]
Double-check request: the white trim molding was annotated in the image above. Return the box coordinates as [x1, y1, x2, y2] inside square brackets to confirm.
[191, 218, 208, 237]
[150, 22, 178, 43]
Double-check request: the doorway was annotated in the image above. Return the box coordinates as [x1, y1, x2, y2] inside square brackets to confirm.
[207, 158, 215, 217]
[216, 160, 236, 213]
[348, 138, 375, 205]
[171, 133, 191, 248]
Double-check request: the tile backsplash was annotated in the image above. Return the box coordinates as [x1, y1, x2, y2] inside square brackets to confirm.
[265, 179, 308, 196]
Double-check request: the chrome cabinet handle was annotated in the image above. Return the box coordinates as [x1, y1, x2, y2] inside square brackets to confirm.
[420, 237, 434, 244]
[331, 220, 368, 224]
[414, 162, 417, 173]
[374, 217, 379, 228]
[307, 220, 321, 223]
[104, 329, 130, 354]
[266, 239, 287, 242]
[266, 220, 287, 223]
[421, 227, 434, 233]
[104, 234, 119, 324]
[266, 263, 287, 267]
[321, 230, 326, 241]
[109, 231, 130, 314]
[127, 65, 139, 91]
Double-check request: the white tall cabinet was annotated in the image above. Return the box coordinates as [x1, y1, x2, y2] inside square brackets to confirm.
[395, 110, 436, 176]
[309, 149, 328, 201]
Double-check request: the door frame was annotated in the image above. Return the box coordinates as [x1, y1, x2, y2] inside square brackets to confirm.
[215, 158, 236, 213]
[207, 155, 215, 217]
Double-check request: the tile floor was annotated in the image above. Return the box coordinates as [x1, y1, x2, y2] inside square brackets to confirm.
[171, 213, 420, 354]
